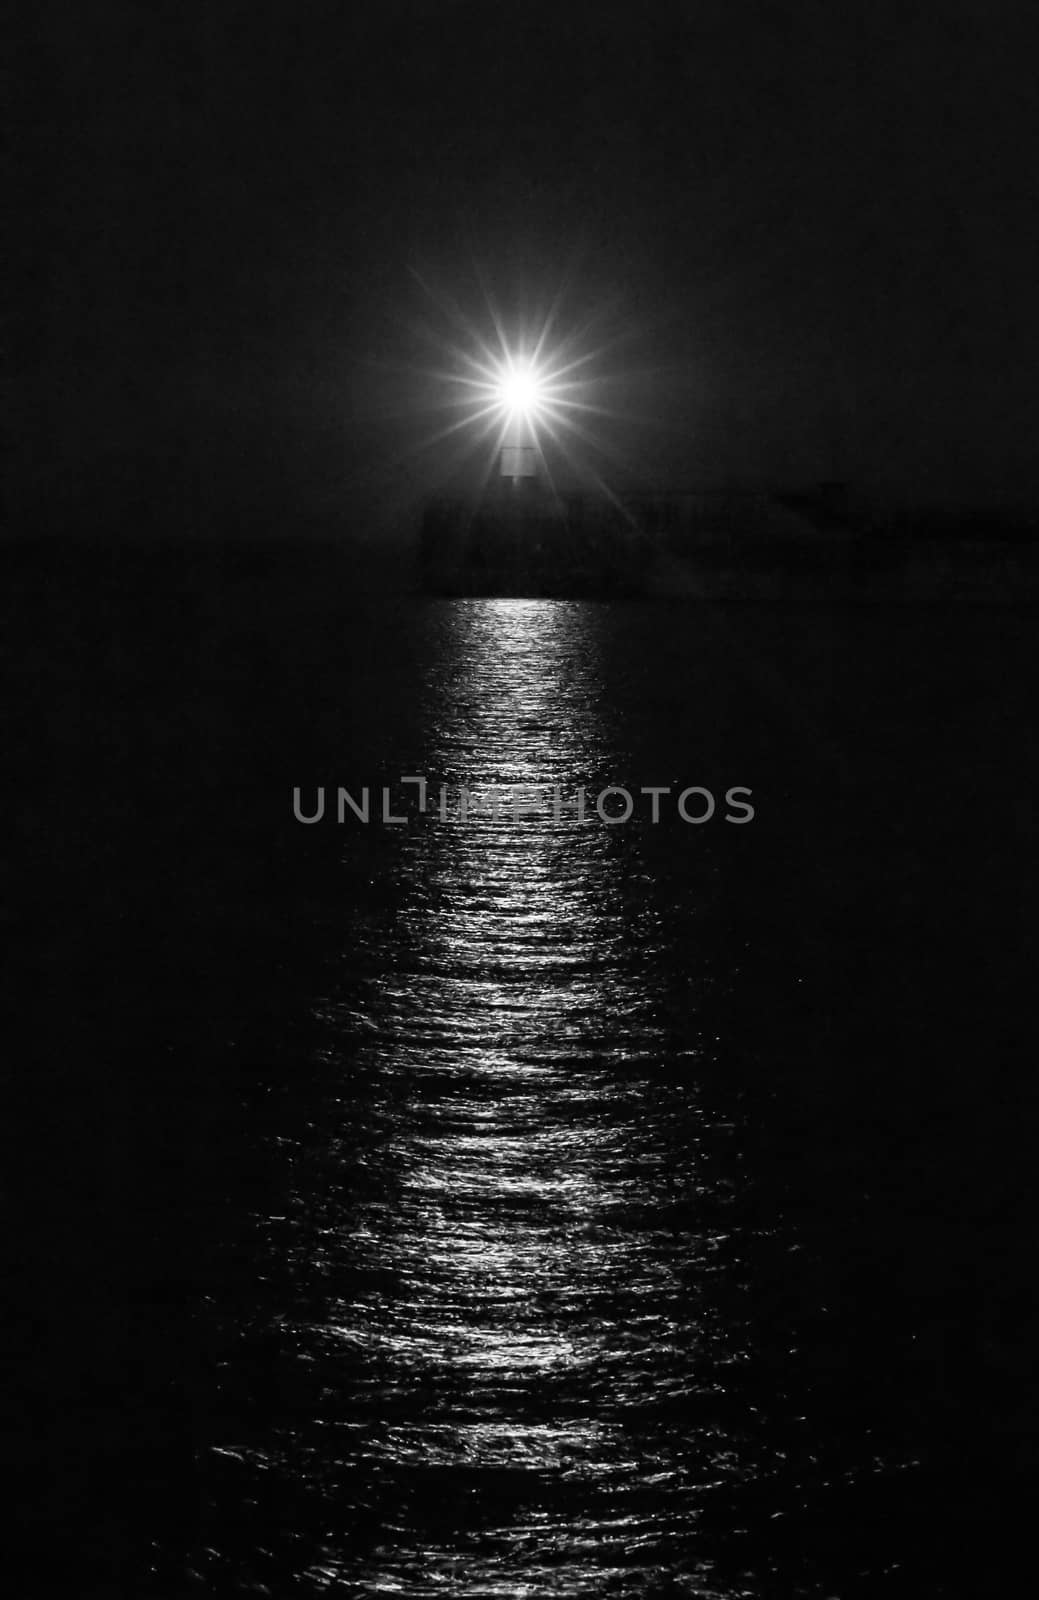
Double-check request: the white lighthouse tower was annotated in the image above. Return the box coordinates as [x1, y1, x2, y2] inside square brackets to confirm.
[501, 409, 537, 482]
[498, 360, 541, 485]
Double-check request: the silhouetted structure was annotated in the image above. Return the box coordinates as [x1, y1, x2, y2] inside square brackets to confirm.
[418, 483, 856, 597]
[419, 479, 651, 597]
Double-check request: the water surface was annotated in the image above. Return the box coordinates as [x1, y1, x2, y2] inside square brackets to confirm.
[8, 574, 1037, 1598]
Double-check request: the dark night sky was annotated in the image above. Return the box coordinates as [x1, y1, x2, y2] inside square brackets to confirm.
[13, 0, 1039, 531]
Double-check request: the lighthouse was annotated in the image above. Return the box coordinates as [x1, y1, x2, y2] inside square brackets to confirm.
[497, 358, 541, 484]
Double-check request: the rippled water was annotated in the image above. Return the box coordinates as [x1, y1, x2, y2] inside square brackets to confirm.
[307, 605, 742, 1594]
[14, 575, 1033, 1598]
[193, 601, 774, 1596]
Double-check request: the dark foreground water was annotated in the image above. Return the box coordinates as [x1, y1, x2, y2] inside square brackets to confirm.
[5, 552, 1038, 1597]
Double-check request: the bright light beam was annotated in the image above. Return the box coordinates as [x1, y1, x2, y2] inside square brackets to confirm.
[496, 360, 545, 423]
[395, 268, 654, 500]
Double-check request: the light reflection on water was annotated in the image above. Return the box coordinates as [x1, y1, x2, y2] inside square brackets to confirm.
[185, 595, 1038, 1598]
[283, 602, 746, 1595]
[21, 557, 1035, 1597]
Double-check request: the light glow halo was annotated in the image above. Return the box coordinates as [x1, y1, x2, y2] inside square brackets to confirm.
[460, 340, 578, 443]
[496, 358, 545, 422]
[402, 267, 640, 511]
